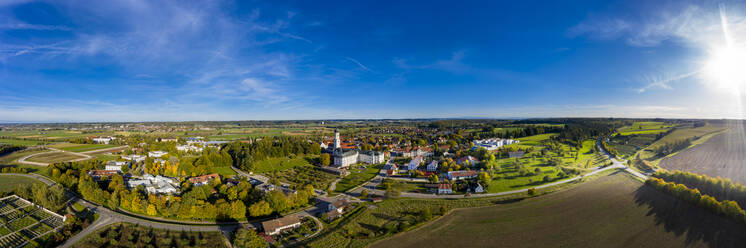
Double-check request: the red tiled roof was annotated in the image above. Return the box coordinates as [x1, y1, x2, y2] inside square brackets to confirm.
[189, 173, 220, 184]
[438, 184, 452, 189]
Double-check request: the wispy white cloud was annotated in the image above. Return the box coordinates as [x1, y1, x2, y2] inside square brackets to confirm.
[345, 57, 373, 72]
[637, 70, 700, 93]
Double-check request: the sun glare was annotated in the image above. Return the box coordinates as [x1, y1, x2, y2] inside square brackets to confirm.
[705, 45, 746, 91]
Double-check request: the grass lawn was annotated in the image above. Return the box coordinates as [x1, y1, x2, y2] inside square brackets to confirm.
[26, 152, 85, 163]
[254, 155, 316, 174]
[209, 166, 237, 176]
[517, 133, 557, 145]
[335, 164, 383, 193]
[370, 172, 746, 248]
[59, 144, 117, 152]
[72, 202, 86, 212]
[94, 154, 120, 161]
[0, 149, 48, 165]
[378, 179, 429, 193]
[0, 174, 43, 192]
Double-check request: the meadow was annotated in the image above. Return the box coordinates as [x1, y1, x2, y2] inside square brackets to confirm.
[0, 139, 46, 146]
[371, 172, 746, 248]
[0, 175, 43, 192]
[616, 121, 674, 135]
[638, 124, 728, 161]
[516, 133, 557, 146]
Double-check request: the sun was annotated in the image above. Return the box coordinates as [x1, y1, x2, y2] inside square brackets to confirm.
[704, 45, 746, 91]
[705, 45, 746, 91]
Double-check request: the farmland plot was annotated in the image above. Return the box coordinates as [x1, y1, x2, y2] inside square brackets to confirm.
[660, 128, 746, 184]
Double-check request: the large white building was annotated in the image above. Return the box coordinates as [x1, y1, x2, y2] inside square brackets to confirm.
[176, 145, 203, 153]
[121, 154, 146, 163]
[359, 150, 385, 164]
[472, 138, 519, 151]
[404, 156, 423, 171]
[127, 174, 179, 195]
[105, 161, 126, 172]
[333, 149, 359, 168]
[92, 136, 115, 144]
[148, 151, 168, 158]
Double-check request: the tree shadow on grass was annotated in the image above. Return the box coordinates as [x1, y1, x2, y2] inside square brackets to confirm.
[633, 184, 746, 248]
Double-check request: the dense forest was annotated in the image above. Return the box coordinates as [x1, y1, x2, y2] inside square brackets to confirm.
[222, 136, 321, 172]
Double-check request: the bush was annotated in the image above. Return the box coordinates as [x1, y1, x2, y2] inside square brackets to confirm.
[527, 188, 536, 196]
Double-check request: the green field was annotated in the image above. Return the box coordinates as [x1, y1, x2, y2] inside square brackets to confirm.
[26, 152, 85, 163]
[516, 133, 557, 145]
[0, 130, 113, 140]
[0, 175, 43, 192]
[370, 172, 746, 248]
[335, 164, 383, 193]
[94, 154, 120, 161]
[209, 166, 237, 176]
[617, 121, 674, 136]
[254, 156, 315, 174]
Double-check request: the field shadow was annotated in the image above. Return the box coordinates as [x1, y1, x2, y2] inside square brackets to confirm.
[633, 185, 746, 248]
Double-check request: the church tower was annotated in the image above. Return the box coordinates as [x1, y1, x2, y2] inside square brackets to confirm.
[334, 129, 341, 149]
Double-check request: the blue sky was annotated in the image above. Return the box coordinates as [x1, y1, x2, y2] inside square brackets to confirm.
[2, 0, 746, 122]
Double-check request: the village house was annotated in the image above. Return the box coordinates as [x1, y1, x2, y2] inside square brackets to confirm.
[261, 215, 301, 236]
[148, 151, 168, 158]
[189, 173, 220, 186]
[438, 183, 453, 194]
[426, 160, 439, 172]
[324, 198, 350, 220]
[158, 138, 178, 142]
[404, 156, 423, 171]
[447, 170, 479, 180]
[382, 163, 398, 176]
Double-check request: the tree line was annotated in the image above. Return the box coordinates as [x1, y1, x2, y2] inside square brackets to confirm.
[651, 138, 691, 157]
[0, 144, 24, 157]
[652, 169, 746, 207]
[646, 177, 746, 225]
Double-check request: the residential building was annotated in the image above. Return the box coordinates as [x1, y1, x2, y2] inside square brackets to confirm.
[359, 150, 385, 164]
[121, 154, 146, 163]
[320, 166, 350, 176]
[189, 173, 220, 186]
[105, 161, 126, 171]
[382, 163, 398, 176]
[404, 156, 423, 171]
[176, 145, 203, 153]
[324, 198, 350, 220]
[148, 151, 168, 158]
[472, 183, 485, 193]
[426, 160, 439, 172]
[262, 215, 301, 236]
[158, 138, 178, 142]
[438, 183, 453, 194]
[446, 170, 479, 180]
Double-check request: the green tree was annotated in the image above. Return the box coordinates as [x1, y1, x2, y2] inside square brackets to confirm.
[320, 153, 331, 166]
[361, 189, 369, 198]
[527, 188, 536, 196]
[232, 228, 268, 248]
[248, 200, 272, 217]
[230, 201, 246, 219]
